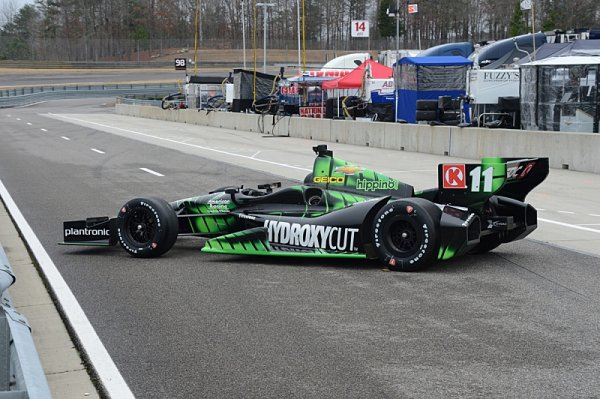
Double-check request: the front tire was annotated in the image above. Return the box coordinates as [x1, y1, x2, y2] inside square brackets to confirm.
[116, 197, 178, 258]
[372, 198, 440, 272]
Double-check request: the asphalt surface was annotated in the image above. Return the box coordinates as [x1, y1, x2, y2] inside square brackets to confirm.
[1, 98, 599, 398]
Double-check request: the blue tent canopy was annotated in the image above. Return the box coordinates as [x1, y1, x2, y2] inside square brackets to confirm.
[395, 56, 473, 123]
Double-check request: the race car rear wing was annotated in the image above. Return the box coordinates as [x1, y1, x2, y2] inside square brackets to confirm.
[434, 157, 549, 207]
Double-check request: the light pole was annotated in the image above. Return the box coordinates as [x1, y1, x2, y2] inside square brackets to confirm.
[256, 2, 275, 73]
[242, 0, 246, 69]
[395, 0, 400, 122]
[297, 0, 301, 73]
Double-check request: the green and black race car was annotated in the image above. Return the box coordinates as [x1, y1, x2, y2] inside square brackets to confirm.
[61, 145, 548, 271]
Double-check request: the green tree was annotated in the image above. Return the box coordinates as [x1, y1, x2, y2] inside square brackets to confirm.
[509, 1, 528, 36]
[0, 4, 40, 59]
[541, 8, 560, 32]
[377, 0, 401, 38]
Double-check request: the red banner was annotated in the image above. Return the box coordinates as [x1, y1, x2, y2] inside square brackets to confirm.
[300, 106, 325, 118]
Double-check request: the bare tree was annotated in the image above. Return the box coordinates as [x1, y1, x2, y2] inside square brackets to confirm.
[1, 0, 599, 61]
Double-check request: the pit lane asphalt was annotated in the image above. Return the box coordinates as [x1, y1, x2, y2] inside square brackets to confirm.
[1, 99, 599, 398]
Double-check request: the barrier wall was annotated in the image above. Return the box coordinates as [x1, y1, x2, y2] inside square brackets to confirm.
[116, 104, 600, 174]
[0, 243, 52, 399]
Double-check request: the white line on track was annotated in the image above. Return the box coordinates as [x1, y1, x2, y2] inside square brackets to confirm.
[539, 218, 600, 234]
[558, 211, 575, 214]
[577, 224, 600, 226]
[0, 179, 135, 399]
[48, 114, 312, 172]
[90, 148, 105, 154]
[16, 118, 21, 121]
[21, 101, 47, 108]
[590, 214, 600, 217]
[140, 167, 164, 177]
[26, 122, 32, 126]
[41, 128, 48, 132]
[61, 136, 71, 141]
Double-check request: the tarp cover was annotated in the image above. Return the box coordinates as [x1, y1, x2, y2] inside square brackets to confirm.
[232, 69, 279, 112]
[519, 39, 600, 64]
[417, 42, 474, 58]
[472, 33, 547, 69]
[322, 60, 393, 90]
[395, 56, 472, 122]
[520, 57, 599, 133]
[232, 69, 278, 100]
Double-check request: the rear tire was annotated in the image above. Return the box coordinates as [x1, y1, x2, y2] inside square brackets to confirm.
[117, 197, 178, 258]
[372, 198, 440, 272]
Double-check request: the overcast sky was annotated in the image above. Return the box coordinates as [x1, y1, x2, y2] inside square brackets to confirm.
[12, 0, 33, 8]
[0, 0, 33, 25]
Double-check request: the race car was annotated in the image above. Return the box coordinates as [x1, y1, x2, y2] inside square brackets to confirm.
[61, 145, 549, 271]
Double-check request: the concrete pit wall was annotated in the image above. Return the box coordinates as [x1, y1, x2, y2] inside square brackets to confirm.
[116, 104, 600, 174]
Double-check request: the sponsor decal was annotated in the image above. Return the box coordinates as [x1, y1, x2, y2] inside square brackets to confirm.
[208, 199, 230, 205]
[305, 70, 350, 78]
[356, 179, 399, 192]
[208, 198, 231, 212]
[64, 227, 110, 237]
[264, 220, 359, 252]
[507, 161, 536, 180]
[443, 164, 467, 189]
[488, 220, 509, 229]
[238, 213, 256, 221]
[482, 71, 519, 81]
[313, 176, 345, 184]
[335, 165, 364, 175]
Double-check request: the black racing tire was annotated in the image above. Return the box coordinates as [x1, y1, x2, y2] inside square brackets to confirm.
[416, 99, 438, 111]
[372, 198, 440, 272]
[116, 197, 178, 258]
[416, 110, 438, 121]
[468, 234, 502, 254]
[440, 111, 460, 122]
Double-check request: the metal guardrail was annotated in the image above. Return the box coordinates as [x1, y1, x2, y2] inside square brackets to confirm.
[0, 61, 172, 69]
[116, 97, 163, 107]
[0, 83, 180, 108]
[0, 61, 241, 69]
[0, 243, 51, 399]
